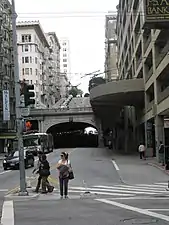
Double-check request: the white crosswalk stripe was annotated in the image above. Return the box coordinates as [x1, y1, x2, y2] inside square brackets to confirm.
[67, 182, 169, 197]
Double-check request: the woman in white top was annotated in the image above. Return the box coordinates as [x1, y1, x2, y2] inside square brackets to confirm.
[56, 152, 71, 199]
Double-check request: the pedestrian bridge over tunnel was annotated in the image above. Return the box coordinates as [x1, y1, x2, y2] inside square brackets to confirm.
[46, 122, 99, 148]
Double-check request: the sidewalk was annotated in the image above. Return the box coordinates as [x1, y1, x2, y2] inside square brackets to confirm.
[112, 151, 169, 184]
[147, 159, 169, 175]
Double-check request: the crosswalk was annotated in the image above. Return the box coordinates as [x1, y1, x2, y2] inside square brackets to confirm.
[66, 182, 169, 198]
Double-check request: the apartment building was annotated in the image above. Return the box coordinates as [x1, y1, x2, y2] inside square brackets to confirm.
[60, 37, 71, 81]
[46, 32, 61, 107]
[0, 0, 16, 152]
[16, 21, 51, 108]
[116, 0, 169, 158]
[105, 14, 118, 81]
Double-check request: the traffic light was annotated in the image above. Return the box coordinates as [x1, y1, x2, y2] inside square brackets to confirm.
[24, 84, 35, 107]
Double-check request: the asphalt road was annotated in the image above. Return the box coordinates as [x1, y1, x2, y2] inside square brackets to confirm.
[1, 147, 169, 225]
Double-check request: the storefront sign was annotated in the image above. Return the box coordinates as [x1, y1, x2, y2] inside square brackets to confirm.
[144, 0, 169, 27]
[3, 90, 10, 121]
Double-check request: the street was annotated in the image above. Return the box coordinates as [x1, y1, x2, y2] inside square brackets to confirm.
[1, 147, 169, 224]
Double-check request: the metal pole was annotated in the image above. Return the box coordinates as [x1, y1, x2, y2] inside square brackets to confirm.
[11, 0, 28, 195]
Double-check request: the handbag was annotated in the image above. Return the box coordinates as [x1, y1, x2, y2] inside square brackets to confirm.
[68, 171, 74, 180]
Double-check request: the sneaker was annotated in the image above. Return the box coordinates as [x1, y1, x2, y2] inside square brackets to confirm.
[65, 196, 69, 199]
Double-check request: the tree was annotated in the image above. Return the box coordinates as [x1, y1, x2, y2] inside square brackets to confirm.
[69, 86, 83, 97]
[84, 93, 90, 97]
[88, 77, 106, 92]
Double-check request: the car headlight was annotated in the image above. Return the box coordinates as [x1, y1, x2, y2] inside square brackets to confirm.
[3, 160, 6, 163]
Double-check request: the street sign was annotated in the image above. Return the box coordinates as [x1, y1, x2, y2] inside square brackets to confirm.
[21, 107, 30, 117]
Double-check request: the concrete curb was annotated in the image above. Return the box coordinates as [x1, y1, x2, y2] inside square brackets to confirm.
[4, 193, 39, 201]
[148, 162, 169, 176]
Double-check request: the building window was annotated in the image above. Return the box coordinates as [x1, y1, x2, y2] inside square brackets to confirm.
[22, 45, 24, 52]
[25, 68, 29, 75]
[30, 57, 32, 63]
[63, 59, 67, 62]
[25, 44, 29, 52]
[63, 42, 66, 46]
[35, 57, 37, 64]
[30, 45, 32, 52]
[30, 80, 33, 84]
[63, 64, 67, 67]
[35, 69, 38, 75]
[21, 35, 31, 43]
[25, 57, 29, 63]
[64, 69, 67, 73]
[30, 68, 32, 75]
[22, 68, 24, 75]
[63, 48, 67, 51]
[22, 57, 24, 63]
[40, 64, 42, 70]
[63, 54, 67, 57]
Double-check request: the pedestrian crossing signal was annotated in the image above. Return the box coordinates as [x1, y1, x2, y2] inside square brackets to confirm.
[26, 121, 32, 130]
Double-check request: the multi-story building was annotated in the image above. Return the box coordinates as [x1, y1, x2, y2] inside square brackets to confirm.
[116, 0, 169, 159]
[46, 32, 61, 107]
[105, 14, 118, 81]
[60, 37, 71, 81]
[59, 73, 70, 98]
[16, 21, 50, 108]
[0, 0, 16, 153]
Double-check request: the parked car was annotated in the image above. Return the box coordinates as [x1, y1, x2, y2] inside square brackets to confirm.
[3, 150, 34, 170]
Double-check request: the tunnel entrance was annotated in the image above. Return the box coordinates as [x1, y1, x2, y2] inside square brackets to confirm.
[47, 122, 98, 148]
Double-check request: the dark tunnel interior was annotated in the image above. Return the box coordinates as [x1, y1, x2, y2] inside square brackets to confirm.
[46, 122, 98, 148]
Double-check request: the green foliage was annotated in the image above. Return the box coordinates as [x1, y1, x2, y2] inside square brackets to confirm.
[88, 77, 106, 92]
[69, 86, 83, 97]
[84, 93, 90, 97]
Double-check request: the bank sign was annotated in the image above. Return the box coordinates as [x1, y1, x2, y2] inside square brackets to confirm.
[145, 0, 169, 26]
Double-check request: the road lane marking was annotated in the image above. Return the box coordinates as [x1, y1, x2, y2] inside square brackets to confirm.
[113, 184, 167, 190]
[0, 189, 8, 192]
[108, 197, 169, 200]
[0, 170, 12, 175]
[111, 160, 119, 171]
[96, 199, 169, 222]
[68, 186, 164, 195]
[147, 209, 169, 211]
[65, 189, 134, 196]
[1, 200, 14, 225]
[93, 185, 166, 193]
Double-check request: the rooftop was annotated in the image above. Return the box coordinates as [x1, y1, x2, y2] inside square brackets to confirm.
[47, 32, 61, 49]
[16, 21, 49, 48]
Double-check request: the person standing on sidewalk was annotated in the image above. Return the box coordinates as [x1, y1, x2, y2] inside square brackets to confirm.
[158, 141, 165, 165]
[57, 152, 71, 199]
[138, 143, 146, 160]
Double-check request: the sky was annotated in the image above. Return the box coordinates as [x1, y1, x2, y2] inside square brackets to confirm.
[15, 0, 119, 93]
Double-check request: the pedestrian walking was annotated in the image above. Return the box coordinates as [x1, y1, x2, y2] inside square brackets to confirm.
[138, 143, 146, 160]
[39, 154, 54, 194]
[57, 152, 73, 199]
[33, 152, 52, 193]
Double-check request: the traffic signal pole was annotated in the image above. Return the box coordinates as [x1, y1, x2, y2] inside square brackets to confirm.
[11, 0, 27, 196]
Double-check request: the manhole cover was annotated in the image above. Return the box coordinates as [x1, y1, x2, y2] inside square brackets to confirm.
[123, 218, 158, 224]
